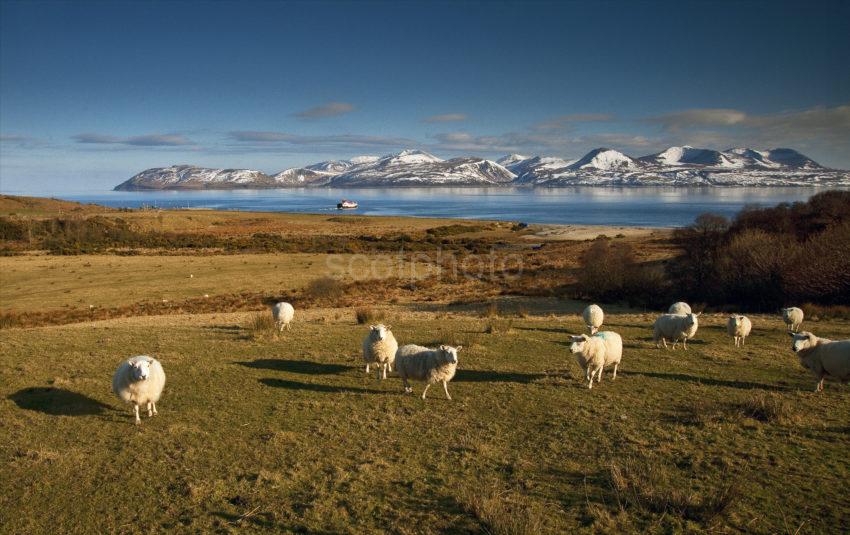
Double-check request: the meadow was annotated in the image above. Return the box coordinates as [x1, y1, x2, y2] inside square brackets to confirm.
[0, 195, 848, 534]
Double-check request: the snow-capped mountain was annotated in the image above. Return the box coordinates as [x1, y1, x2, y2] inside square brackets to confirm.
[569, 148, 639, 170]
[114, 147, 848, 190]
[115, 165, 274, 190]
[329, 151, 515, 186]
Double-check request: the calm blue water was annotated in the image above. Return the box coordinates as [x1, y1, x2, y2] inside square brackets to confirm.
[38, 187, 838, 227]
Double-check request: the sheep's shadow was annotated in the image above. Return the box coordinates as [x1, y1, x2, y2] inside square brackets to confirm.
[8, 387, 112, 416]
[622, 370, 788, 391]
[454, 369, 544, 384]
[259, 378, 386, 394]
[237, 359, 354, 375]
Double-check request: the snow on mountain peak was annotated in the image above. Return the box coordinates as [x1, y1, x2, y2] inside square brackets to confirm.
[569, 148, 638, 170]
[496, 154, 530, 166]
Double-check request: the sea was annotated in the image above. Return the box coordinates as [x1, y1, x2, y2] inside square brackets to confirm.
[24, 187, 841, 227]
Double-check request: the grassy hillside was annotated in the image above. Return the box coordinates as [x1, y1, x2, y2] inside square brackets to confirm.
[1, 303, 848, 534]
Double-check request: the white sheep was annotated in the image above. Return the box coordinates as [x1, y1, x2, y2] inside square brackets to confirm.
[112, 356, 166, 425]
[727, 315, 752, 347]
[568, 331, 623, 389]
[272, 302, 295, 332]
[582, 304, 604, 334]
[668, 302, 692, 315]
[789, 331, 850, 392]
[653, 313, 700, 349]
[394, 344, 461, 400]
[782, 307, 804, 333]
[362, 324, 398, 380]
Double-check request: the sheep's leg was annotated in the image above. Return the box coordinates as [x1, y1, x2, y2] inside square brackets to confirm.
[286, 322, 292, 332]
[683, 337, 688, 350]
[597, 366, 603, 383]
[147, 401, 153, 417]
[741, 336, 746, 347]
[402, 376, 412, 394]
[612, 363, 618, 380]
[365, 363, 370, 374]
[381, 363, 387, 380]
[587, 376, 593, 389]
[662, 338, 668, 350]
[151, 401, 158, 416]
[815, 376, 824, 392]
[133, 404, 141, 425]
[421, 383, 431, 400]
[442, 381, 452, 400]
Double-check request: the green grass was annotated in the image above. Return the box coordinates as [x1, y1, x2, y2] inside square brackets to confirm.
[1, 306, 849, 534]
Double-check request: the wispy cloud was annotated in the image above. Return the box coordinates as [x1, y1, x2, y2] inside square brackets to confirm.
[226, 131, 414, 152]
[648, 108, 747, 131]
[424, 113, 467, 123]
[0, 134, 46, 148]
[532, 113, 614, 131]
[293, 101, 355, 119]
[646, 104, 850, 153]
[72, 133, 194, 146]
[430, 129, 655, 156]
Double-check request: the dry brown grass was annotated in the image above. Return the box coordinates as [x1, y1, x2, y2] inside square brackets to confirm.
[456, 481, 548, 535]
[607, 457, 741, 525]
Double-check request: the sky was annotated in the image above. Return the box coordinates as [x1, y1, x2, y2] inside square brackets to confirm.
[1, 0, 849, 192]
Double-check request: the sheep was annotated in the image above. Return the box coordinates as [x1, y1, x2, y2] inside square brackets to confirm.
[653, 313, 700, 349]
[568, 331, 623, 389]
[782, 307, 804, 333]
[727, 315, 752, 347]
[112, 356, 166, 425]
[394, 344, 461, 400]
[362, 324, 398, 380]
[272, 302, 295, 332]
[789, 331, 850, 392]
[668, 302, 692, 315]
[582, 304, 604, 335]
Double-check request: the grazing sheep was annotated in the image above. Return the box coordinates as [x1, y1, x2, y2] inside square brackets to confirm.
[789, 331, 850, 392]
[727, 315, 752, 347]
[112, 356, 166, 425]
[394, 344, 461, 400]
[568, 331, 623, 389]
[653, 313, 700, 349]
[362, 324, 398, 380]
[582, 304, 604, 335]
[668, 302, 692, 315]
[782, 307, 804, 333]
[272, 302, 295, 332]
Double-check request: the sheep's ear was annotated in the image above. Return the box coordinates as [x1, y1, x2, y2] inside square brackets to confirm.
[369, 324, 375, 329]
[455, 346, 462, 351]
[787, 332, 796, 338]
[581, 334, 590, 340]
[439, 345, 446, 350]
[696, 312, 702, 317]
[385, 325, 392, 330]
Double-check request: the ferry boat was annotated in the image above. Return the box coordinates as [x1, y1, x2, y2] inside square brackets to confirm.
[337, 199, 358, 209]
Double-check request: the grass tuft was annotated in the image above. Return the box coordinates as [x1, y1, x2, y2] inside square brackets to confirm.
[607, 457, 741, 524]
[246, 312, 277, 339]
[457, 482, 547, 535]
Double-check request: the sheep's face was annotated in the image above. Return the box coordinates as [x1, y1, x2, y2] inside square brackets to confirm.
[790, 331, 817, 353]
[439, 345, 461, 364]
[370, 324, 389, 341]
[129, 359, 152, 381]
[729, 315, 744, 327]
[569, 334, 590, 354]
[684, 313, 699, 328]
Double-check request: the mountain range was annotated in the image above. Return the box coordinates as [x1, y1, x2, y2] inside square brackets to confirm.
[114, 147, 849, 190]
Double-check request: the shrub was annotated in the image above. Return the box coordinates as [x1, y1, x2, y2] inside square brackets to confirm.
[355, 307, 384, 325]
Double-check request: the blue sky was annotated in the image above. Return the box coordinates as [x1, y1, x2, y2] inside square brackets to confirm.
[1, 0, 848, 191]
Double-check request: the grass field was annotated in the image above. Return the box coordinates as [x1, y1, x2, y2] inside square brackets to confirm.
[0, 253, 436, 313]
[1, 301, 848, 534]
